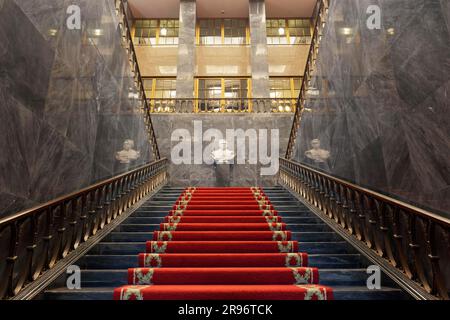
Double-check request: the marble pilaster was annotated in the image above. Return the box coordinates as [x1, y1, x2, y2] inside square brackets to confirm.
[249, 0, 270, 98]
[176, 0, 196, 98]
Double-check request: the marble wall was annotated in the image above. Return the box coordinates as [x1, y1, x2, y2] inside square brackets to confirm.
[294, 0, 450, 216]
[0, 0, 153, 218]
[152, 114, 293, 186]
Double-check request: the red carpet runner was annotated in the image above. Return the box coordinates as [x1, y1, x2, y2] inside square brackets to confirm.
[113, 187, 333, 300]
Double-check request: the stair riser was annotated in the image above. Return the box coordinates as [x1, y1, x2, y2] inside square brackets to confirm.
[77, 270, 372, 287]
[42, 187, 409, 301]
[126, 216, 323, 223]
[114, 224, 332, 233]
[77, 255, 362, 270]
[136, 207, 312, 215]
[43, 289, 407, 300]
[102, 232, 341, 242]
[129, 211, 316, 219]
[88, 241, 355, 255]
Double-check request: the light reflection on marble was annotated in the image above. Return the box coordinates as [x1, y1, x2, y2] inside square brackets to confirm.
[294, 0, 450, 216]
[0, 0, 152, 217]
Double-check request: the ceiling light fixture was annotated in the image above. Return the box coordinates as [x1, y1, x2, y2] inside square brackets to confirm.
[160, 28, 167, 36]
[278, 27, 285, 35]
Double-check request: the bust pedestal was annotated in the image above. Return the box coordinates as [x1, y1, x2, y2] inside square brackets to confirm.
[214, 163, 233, 187]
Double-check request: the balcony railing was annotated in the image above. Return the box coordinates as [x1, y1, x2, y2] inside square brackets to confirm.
[279, 158, 450, 300]
[148, 98, 297, 113]
[0, 158, 168, 299]
[115, 0, 160, 159]
[285, 0, 329, 158]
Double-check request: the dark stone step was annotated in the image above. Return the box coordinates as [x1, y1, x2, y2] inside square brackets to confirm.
[43, 285, 408, 300]
[114, 223, 331, 233]
[127, 214, 321, 222]
[77, 254, 362, 269]
[129, 211, 316, 219]
[101, 231, 339, 242]
[88, 241, 355, 255]
[76, 268, 372, 287]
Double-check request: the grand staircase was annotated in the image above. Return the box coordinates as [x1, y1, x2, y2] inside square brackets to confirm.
[42, 186, 409, 300]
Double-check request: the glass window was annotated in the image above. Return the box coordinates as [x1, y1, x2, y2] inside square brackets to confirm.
[143, 78, 153, 99]
[199, 19, 222, 45]
[269, 77, 301, 112]
[267, 19, 311, 45]
[134, 19, 179, 45]
[199, 19, 248, 45]
[292, 77, 302, 98]
[198, 79, 222, 99]
[267, 19, 288, 45]
[224, 79, 248, 99]
[158, 19, 179, 45]
[270, 78, 292, 98]
[288, 19, 311, 44]
[224, 19, 246, 45]
[198, 79, 222, 112]
[142, 78, 177, 99]
[154, 79, 177, 99]
[270, 77, 302, 99]
[197, 78, 249, 112]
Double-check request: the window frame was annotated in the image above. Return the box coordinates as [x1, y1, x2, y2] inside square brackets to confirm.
[196, 19, 250, 46]
[266, 18, 312, 45]
[133, 19, 180, 46]
[195, 77, 252, 112]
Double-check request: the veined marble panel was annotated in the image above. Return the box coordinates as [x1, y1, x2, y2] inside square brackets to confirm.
[294, 0, 450, 215]
[0, 0, 153, 218]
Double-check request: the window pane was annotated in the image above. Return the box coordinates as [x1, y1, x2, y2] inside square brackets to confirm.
[287, 18, 311, 44]
[134, 19, 179, 46]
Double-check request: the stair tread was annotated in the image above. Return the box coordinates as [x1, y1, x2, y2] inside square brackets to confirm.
[43, 186, 408, 300]
[45, 285, 403, 293]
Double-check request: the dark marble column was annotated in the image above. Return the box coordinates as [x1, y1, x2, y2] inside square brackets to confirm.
[176, 0, 196, 98]
[249, 0, 270, 98]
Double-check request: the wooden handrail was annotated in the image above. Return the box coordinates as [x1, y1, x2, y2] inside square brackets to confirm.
[280, 158, 450, 225]
[0, 158, 167, 226]
[0, 158, 168, 299]
[116, 0, 161, 159]
[279, 157, 450, 299]
[285, 0, 329, 158]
